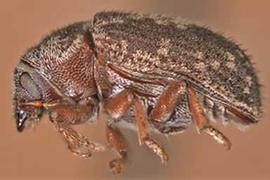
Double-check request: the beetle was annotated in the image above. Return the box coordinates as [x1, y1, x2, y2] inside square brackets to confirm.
[13, 11, 262, 174]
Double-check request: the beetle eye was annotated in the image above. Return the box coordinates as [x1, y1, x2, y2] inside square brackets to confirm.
[16, 110, 28, 132]
[20, 72, 41, 100]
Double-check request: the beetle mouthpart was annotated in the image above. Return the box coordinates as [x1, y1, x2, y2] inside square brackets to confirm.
[21, 101, 44, 108]
[16, 110, 28, 132]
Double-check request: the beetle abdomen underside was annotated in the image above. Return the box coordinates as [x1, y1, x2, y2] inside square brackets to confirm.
[92, 11, 261, 124]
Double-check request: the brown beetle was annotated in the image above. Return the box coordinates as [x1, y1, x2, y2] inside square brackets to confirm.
[13, 11, 262, 174]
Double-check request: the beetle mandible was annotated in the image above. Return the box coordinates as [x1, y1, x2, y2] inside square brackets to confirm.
[13, 11, 262, 174]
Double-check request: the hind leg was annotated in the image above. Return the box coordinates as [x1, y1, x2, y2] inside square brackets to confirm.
[187, 85, 232, 150]
[149, 80, 231, 150]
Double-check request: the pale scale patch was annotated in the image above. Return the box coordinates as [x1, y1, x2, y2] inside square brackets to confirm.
[243, 87, 250, 94]
[129, 13, 144, 20]
[225, 52, 236, 69]
[131, 50, 152, 70]
[150, 14, 171, 26]
[194, 62, 207, 72]
[178, 64, 191, 73]
[211, 61, 220, 70]
[120, 40, 128, 55]
[157, 38, 171, 57]
[226, 61, 236, 69]
[95, 18, 124, 28]
[225, 52, 236, 62]
[193, 51, 204, 60]
[172, 16, 189, 29]
[245, 76, 253, 86]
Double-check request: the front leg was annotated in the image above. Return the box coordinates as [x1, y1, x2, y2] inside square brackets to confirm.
[48, 100, 106, 157]
[23, 99, 106, 158]
[53, 121, 105, 158]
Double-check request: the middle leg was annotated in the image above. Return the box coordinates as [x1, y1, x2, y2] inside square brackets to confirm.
[149, 81, 186, 126]
[106, 125, 127, 174]
[103, 88, 168, 163]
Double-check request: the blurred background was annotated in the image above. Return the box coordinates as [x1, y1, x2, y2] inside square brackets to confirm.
[1, 0, 269, 179]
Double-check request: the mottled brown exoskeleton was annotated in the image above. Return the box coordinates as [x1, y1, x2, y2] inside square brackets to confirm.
[13, 11, 262, 174]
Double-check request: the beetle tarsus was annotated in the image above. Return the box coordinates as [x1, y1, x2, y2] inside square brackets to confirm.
[68, 144, 92, 158]
[143, 136, 169, 164]
[56, 123, 105, 158]
[106, 125, 127, 174]
[201, 125, 232, 150]
[187, 85, 232, 150]
[109, 158, 125, 174]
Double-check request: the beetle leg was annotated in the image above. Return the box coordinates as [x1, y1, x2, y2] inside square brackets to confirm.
[52, 121, 105, 158]
[106, 125, 127, 174]
[48, 102, 105, 158]
[103, 89, 134, 120]
[150, 81, 186, 123]
[103, 89, 168, 163]
[187, 85, 232, 150]
[133, 96, 168, 163]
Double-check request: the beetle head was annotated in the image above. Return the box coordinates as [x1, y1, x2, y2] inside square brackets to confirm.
[13, 64, 45, 132]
